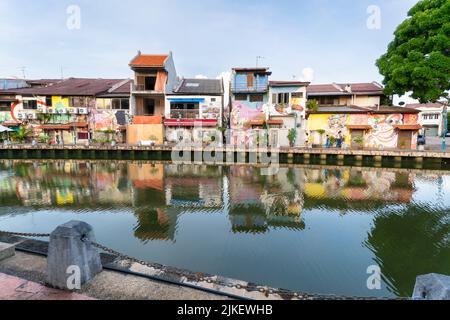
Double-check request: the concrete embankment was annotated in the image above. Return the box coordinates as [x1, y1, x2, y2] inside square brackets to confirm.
[0, 145, 449, 169]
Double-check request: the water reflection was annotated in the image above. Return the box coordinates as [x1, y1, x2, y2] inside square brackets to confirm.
[0, 159, 449, 297]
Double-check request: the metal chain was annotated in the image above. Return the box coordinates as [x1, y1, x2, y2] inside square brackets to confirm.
[85, 238, 335, 300]
[1, 231, 394, 300]
[0, 230, 50, 237]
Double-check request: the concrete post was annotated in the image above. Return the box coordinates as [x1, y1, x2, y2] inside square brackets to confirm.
[413, 274, 450, 300]
[46, 221, 102, 291]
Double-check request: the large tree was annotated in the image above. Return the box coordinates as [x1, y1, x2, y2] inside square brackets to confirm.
[376, 0, 450, 103]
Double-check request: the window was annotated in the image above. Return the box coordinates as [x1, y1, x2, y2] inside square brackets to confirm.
[0, 102, 10, 112]
[45, 97, 52, 107]
[250, 94, 264, 102]
[170, 102, 200, 119]
[211, 98, 216, 102]
[145, 77, 156, 91]
[235, 94, 247, 101]
[423, 114, 428, 120]
[23, 100, 37, 110]
[434, 114, 440, 120]
[111, 98, 129, 110]
[247, 74, 254, 88]
[291, 92, 304, 99]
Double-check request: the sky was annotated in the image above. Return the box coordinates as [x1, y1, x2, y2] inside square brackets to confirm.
[0, 0, 420, 86]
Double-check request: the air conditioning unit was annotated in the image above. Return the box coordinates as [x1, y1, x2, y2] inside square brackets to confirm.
[37, 106, 47, 114]
[68, 107, 78, 114]
[57, 108, 67, 114]
[78, 108, 88, 115]
[47, 108, 56, 114]
[27, 113, 37, 120]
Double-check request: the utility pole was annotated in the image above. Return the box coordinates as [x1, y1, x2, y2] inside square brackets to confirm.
[443, 103, 448, 152]
[256, 56, 265, 68]
[19, 66, 27, 79]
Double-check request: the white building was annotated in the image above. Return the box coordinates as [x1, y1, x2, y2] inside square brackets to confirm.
[164, 78, 224, 143]
[406, 103, 446, 137]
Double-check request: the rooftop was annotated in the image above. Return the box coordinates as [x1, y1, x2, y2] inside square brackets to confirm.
[269, 81, 310, 87]
[129, 53, 169, 68]
[172, 78, 223, 95]
[1, 78, 130, 96]
[406, 103, 445, 109]
[232, 67, 272, 75]
[307, 82, 384, 95]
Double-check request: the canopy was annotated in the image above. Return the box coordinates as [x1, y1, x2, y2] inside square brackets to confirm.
[0, 125, 14, 133]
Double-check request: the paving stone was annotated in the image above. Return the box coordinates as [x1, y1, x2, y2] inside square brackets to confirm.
[0, 242, 15, 262]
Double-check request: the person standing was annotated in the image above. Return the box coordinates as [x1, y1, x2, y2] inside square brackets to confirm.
[336, 131, 343, 148]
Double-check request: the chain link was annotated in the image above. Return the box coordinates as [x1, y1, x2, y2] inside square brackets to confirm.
[85, 238, 325, 300]
[0, 230, 50, 238]
[1, 231, 392, 300]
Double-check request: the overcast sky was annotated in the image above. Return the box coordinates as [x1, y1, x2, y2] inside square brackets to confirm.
[0, 0, 419, 84]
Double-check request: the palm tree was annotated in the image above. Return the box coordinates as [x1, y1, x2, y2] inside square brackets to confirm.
[13, 127, 33, 143]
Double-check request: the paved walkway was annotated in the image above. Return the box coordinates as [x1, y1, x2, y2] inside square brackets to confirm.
[0, 272, 95, 300]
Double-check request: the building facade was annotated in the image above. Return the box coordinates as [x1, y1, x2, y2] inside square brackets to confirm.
[164, 78, 224, 144]
[128, 52, 178, 145]
[307, 106, 421, 150]
[406, 103, 446, 137]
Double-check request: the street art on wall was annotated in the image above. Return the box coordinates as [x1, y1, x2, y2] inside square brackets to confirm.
[90, 109, 117, 131]
[201, 103, 221, 120]
[231, 101, 265, 130]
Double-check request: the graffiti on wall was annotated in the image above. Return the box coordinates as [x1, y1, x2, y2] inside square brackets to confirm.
[202, 103, 221, 120]
[90, 110, 117, 131]
[231, 101, 265, 130]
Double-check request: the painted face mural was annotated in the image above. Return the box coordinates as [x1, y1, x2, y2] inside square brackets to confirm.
[366, 114, 403, 148]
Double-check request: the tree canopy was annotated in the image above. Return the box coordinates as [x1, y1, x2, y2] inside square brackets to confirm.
[376, 0, 450, 103]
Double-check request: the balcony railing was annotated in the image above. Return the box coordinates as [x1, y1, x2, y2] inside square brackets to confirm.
[132, 84, 163, 93]
[231, 83, 268, 93]
[170, 110, 200, 119]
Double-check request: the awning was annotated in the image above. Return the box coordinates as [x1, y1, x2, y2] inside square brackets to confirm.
[168, 98, 205, 103]
[1, 122, 20, 127]
[164, 119, 218, 127]
[0, 125, 14, 133]
[347, 125, 372, 130]
[38, 122, 88, 130]
[394, 124, 422, 131]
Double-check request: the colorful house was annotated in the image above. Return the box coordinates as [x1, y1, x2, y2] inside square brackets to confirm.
[128, 52, 178, 145]
[164, 78, 224, 144]
[266, 81, 309, 147]
[0, 78, 131, 144]
[229, 67, 272, 145]
[306, 106, 421, 149]
[307, 82, 387, 108]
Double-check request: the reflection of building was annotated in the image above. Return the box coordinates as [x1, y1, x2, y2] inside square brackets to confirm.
[164, 164, 223, 208]
[228, 166, 305, 233]
[303, 169, 415, 210]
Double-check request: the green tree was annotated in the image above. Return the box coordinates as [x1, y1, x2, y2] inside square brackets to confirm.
[376, 0, 450, 103]
[306, 100, 319, 112]
[12, 127, 33, 143]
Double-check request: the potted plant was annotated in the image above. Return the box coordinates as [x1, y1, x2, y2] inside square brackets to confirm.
[353, 136, 364, 149]
[317, 129, 326, 147]
[306, 100, 319, 112]
[38, 133, 50, 145]
[12, 127, 33, 144]
[287, 129, 296, 147]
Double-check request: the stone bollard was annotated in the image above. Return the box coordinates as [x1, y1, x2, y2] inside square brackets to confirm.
[413, 273, 450, 300]
[47, 221, 102, 290]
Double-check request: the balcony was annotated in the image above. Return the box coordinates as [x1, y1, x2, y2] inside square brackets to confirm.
[131, 84, 164, 94]
[231, 83, 268, 93]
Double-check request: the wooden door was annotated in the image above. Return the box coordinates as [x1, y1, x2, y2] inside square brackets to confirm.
[398, 131, 412, 150]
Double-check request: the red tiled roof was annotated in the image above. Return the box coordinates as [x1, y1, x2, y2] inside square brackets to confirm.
[3, 78, 128, 96]
[269, 81, 310, 87]
[307, 82, 384, 95]
[38, 123, 88, 130]
[129, 54, 169, 67]
[406, 103, 444, 109]
[347, 125, 372, 130]
[394, 125, 422, 131]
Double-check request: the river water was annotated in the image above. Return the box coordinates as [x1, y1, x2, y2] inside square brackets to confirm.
[0, 160, 449, 298]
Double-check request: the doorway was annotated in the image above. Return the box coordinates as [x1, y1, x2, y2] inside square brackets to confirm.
[144, 99, 156, 116]
[397, 131, 412, 150]
[351, 130, 364, 148]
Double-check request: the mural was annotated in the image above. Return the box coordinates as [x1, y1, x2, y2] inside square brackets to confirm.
[201, 103, 221, 121]
[90, 109, 117, 131]
[308, 112, 421, 149]
[231, 101, 265, 130]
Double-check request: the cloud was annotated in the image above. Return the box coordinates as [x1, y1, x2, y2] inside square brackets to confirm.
[300, 68, 315, 82]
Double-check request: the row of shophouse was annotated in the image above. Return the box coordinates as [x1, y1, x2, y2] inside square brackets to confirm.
[0, 51, 436, 150]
